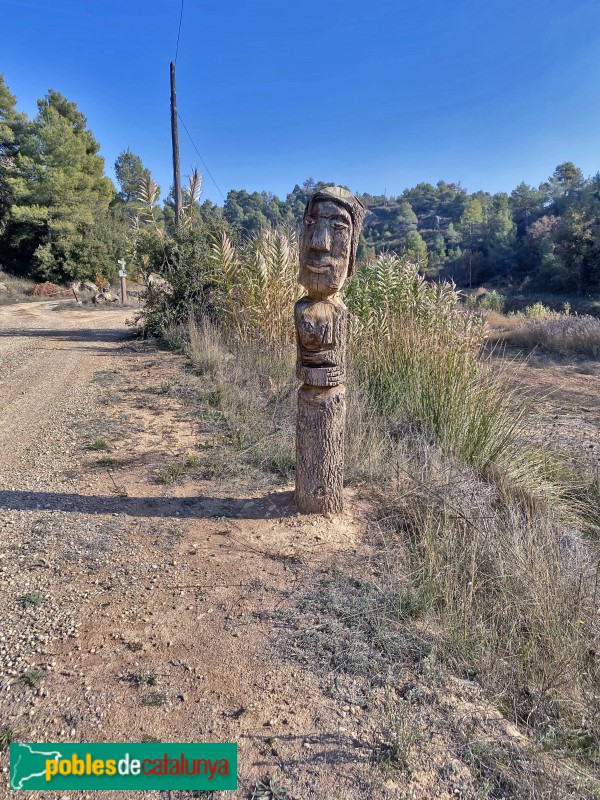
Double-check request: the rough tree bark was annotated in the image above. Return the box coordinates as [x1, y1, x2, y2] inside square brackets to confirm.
[295, 385, 346, 514]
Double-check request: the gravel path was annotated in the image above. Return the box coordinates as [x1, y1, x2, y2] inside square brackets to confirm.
[0, 301, 134, 794]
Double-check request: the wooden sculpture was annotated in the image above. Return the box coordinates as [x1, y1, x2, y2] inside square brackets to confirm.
[294, 186, 365, 514]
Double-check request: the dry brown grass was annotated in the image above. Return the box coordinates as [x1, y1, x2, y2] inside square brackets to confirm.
[486, 307, 600, 357]
[378, 436, 600, 775]
[0, 270, 36, 303]
[485, 309, 523, 333]
[507, 315, 600, 357]
[29, 281, 71, 298]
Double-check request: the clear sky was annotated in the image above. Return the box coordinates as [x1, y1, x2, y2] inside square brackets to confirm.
[3, 0, 600, 204]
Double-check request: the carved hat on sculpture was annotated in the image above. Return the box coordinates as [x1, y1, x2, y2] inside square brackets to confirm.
[303, 186, 365, 277]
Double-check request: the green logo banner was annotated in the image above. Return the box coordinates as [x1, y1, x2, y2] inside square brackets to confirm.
[10, 742, 237, 791]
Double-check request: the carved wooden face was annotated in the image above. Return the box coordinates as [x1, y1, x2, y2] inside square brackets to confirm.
[299, 200, 352, 296]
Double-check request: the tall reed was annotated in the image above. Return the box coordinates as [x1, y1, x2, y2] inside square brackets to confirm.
[210, 228, 300, 352]
[345, 253, 525, 474]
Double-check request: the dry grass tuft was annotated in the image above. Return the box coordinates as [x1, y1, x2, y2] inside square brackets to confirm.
[386, 436, 600, 760]
[184, 318, 296, 482]
[506, 314, 600, 357]
[0, 270, 36, 303]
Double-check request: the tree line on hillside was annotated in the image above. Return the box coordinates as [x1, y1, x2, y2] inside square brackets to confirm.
[1, 74, 599, 293]
[223, 169, 600, 294]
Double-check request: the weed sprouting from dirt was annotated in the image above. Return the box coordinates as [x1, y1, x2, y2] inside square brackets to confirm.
[159, 463, 185, 484]
[372, 690, 422, 771]
[96, 456, 117, 467]
[90, 438, 109, 450]
[140, 691, 166, 707]
[251, 777, 291, 800]
[18, 591, 45, 609]
[0, 726, 19, 752]
[19, 669, 43, 687]
[133, 669, 158, 687]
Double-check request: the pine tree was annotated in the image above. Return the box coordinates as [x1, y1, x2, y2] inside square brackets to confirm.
[0, 75, 27, 236]
[483, 195, 518, 277]
[403, 230, 428, 269]
[4, 90, 115, 280]
[114, 149, 153, 205]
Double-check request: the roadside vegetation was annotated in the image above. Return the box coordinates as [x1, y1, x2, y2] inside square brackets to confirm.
[133, 212, 600, 793]
[0, 269, 34, 304]
[488, 307, 600, 357]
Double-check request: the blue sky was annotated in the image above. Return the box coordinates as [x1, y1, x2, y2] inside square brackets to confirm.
[3, 0, 600, 203]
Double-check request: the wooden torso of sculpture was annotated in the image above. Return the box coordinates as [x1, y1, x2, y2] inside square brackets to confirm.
[295, 295, 347, 388]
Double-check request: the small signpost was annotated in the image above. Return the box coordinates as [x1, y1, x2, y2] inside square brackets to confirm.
[118, 258, 127, 305]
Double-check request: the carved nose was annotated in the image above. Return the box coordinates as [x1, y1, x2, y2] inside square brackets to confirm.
[311, 221, 331, 252]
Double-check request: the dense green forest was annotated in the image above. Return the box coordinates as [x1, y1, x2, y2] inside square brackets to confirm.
[1, 74, 600, 293]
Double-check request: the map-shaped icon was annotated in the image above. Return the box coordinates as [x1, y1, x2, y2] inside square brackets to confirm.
[11, 743, 63, 790]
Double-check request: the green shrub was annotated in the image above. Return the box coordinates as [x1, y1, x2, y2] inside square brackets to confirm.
[523, 301, 557, 319]
[480, 289, 506, 312]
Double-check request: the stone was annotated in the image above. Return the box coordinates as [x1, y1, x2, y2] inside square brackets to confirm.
[81, 281, 97, 292]
[146, 273, 173, 293]
[0, 282, 8, 293]
[294, 187, 364, 514]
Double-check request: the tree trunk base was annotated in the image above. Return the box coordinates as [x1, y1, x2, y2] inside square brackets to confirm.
[295, 384, 345, 514]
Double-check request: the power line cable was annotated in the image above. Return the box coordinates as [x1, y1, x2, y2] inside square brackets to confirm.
[174, 0, 185, 63]
[173, 0, 226, 203]
[178, 112, 227, 202]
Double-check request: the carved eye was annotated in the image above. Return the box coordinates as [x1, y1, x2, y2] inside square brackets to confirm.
[333, 222, 349, 231]
[305, 216, 316, 226]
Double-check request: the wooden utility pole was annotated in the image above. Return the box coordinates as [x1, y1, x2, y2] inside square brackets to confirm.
[170, 61, 182, 226]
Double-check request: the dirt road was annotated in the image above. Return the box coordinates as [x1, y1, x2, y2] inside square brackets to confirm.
[0, 302, 129, 478]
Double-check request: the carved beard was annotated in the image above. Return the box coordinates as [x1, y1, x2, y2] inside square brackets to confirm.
[297, 300, 337, 363]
